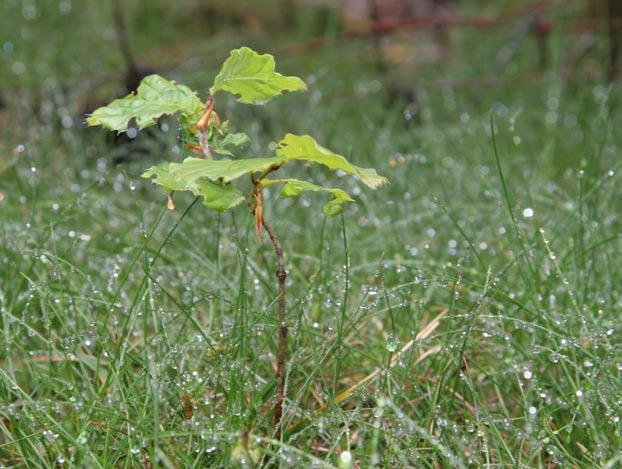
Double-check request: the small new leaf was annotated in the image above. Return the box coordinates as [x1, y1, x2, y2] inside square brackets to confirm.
[261, 178, 355, 216]
[87, 75, 204, 132]
[276, 134, 388, 189]
[171, 157, 284, 184]
[143, 163, 244, 211]
[210, 47, 306, 105]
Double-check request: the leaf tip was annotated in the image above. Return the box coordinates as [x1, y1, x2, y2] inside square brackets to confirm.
[370, 175, 389, 190]
[85, 115, 99, 127]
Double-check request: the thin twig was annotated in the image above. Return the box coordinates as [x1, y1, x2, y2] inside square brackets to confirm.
[262, 218, 287, 439]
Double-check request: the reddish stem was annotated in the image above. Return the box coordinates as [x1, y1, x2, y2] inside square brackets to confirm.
[261, 218, 287, 439]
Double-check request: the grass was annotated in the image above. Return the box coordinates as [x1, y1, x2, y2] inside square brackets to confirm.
[1, 0, 622, 467]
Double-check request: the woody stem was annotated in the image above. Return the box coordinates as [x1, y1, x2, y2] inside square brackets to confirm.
[261, 218, 287, 439]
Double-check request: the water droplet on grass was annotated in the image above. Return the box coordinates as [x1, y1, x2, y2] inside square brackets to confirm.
[59, 0, 72, 13]
[385, 336, 399, 353]
[338, 450, 352, 467]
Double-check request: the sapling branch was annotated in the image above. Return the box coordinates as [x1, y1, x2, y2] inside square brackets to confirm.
[261, 217, 288, 439]
[252, 168, 288, 437]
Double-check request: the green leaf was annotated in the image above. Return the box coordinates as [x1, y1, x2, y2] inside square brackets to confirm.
[142, 163, 190, 193]
[87, 75, 204, 132]
[142, 163, 244, 211]
[212, 131, 250, 156]
[192, 180, 245, 212]
[210, 47, 306, 105]
[171, 157, 284, 184]
[275, 134, 388, 189]
[261, 178, 355, 216]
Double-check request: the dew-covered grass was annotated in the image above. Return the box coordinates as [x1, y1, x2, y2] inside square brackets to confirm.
[2, 1, 622, 467]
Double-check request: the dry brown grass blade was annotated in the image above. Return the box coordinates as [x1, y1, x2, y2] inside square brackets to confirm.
[28, 353, 108, 384]
[30, 353, 79, 363]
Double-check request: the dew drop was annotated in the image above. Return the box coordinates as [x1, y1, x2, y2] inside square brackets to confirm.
[522, 207, 534, 218]
[339, 451, 352, 466]
[385, 335, 399, 353]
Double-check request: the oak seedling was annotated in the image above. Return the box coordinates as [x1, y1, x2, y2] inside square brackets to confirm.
[88, 46, 387, 437]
